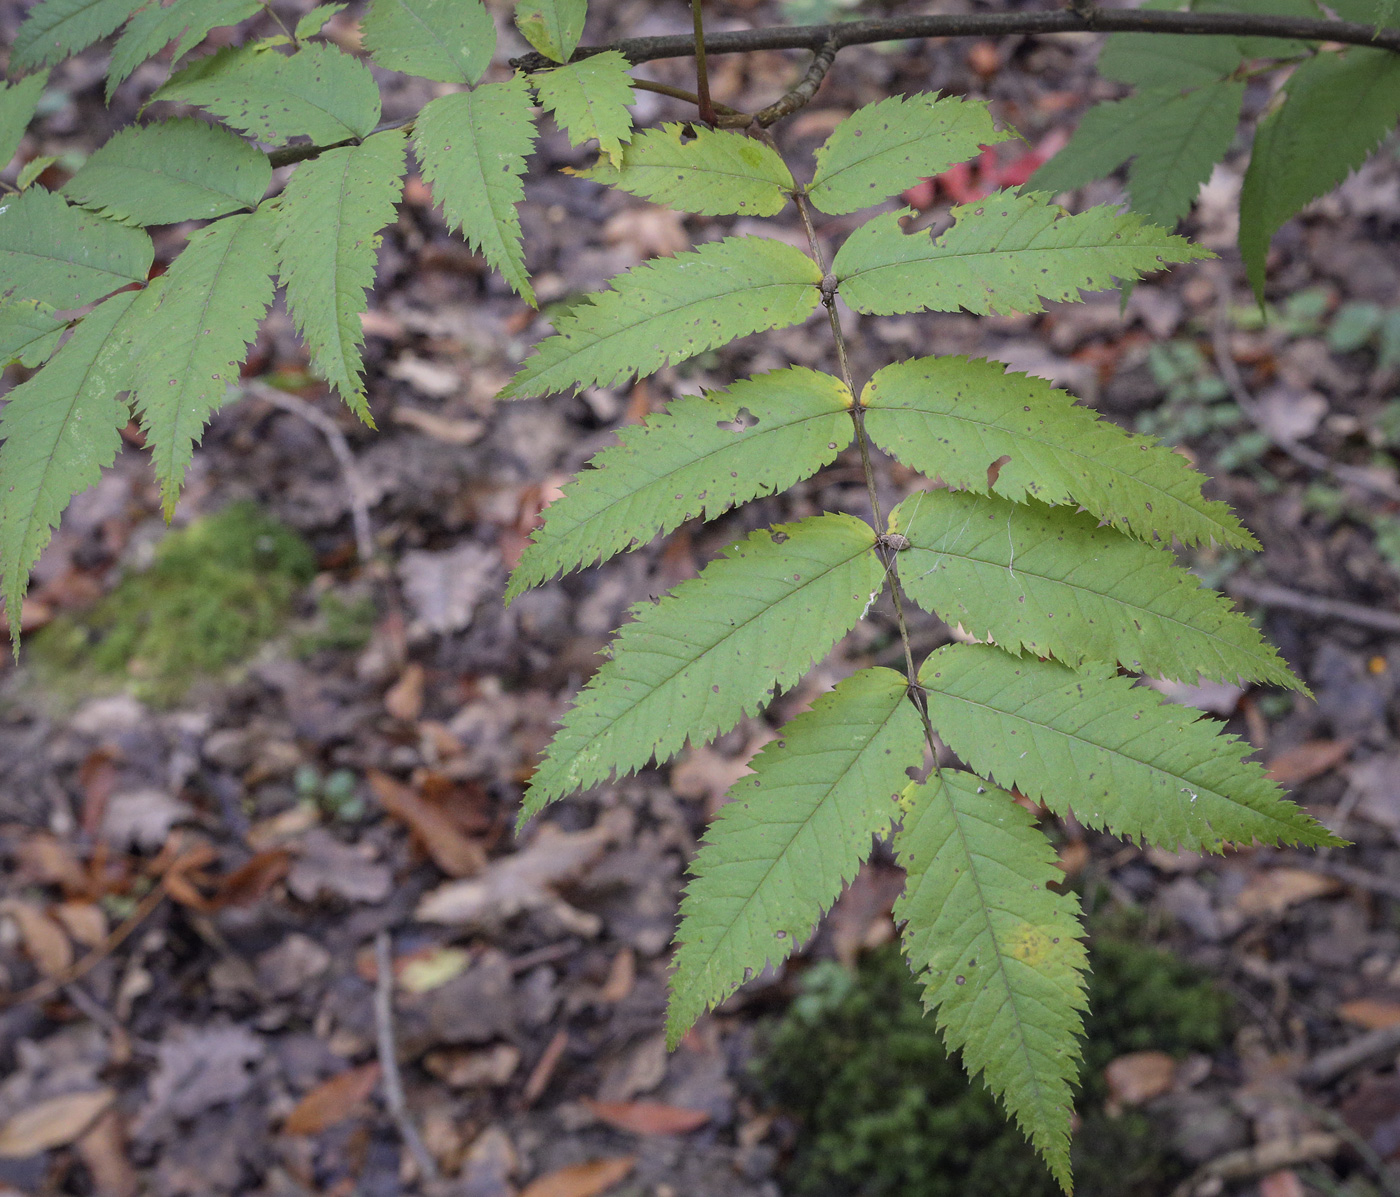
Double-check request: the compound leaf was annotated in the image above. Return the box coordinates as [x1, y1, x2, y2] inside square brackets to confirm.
[523, 512, 884, 816]
[63, 119, 270, 226]
[362, 0, 495, 84]
[0, 72, 50, 171]
[106, 0, 260, 98]
[153, 42, 381, 146]
[129, 206, 277, 515]
[533, 51, 634, 165]
[275, 129, 407, 422]
[919, 644, 1342, 852]
[667, 667, 924, 1046]
[1029, 81, 1244, 229]
[861, 355, 1255, 550]
[501, 236, 822, 399]
[834, 193, 1210, 316]
[582, 123, 794, 216]
[890, 488, 1299, 688]
[13, 0, 142, 71]
[895, 770, 1087, 1190]
[0, 301, 66, 369]
[0, 290, 139, 640]
[1240, 47, 1400, 301]
[0, 187, 153, 310]
[414, 79, 538, 305]
[507, 367, 853, 600]
[514, 0, 586, 63]
[807, 93, 1009, 216]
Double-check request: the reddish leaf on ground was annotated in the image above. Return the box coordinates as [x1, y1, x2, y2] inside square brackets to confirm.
[368, 769, 486, 877]
[1338, 998, 1400, 1030]
[519, 1156, 636, 1197]
[581, 1099, 711, 1135]
[283, 1063, 382, 1136]
[1267, 739, 1355, 787]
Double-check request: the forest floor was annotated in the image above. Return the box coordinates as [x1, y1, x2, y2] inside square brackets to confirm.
[4, 1, 1400, 1195]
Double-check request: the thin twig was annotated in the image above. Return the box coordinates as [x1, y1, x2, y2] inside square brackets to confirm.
[755, 38, 839, 127]
[629, 78, 743, 117]
[1298, 1021, 1400, 1086]
[373, 931, 439, 1183]
[691, 0, 716, 127]
[510, 8, 1400, 74]
[244, 382, 376, 565]
[1211, 279, 1400, 502]
[1227, 576, 1400, 636]
[1311, 858, 1400, 903]
[0, 884, 168, 1009]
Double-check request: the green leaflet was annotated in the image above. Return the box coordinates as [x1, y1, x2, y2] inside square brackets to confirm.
[153, 42, 381, 146]
[1193, 0, 1324, 60]
[0, 188, 153, 310]
[276, 130, 407, 422]
[894, 770, 1087, 1190]
[668, 667, 924, 1047]
[514, 0, 586, 63]
[0, 72, 50, 171]
[1240, 47, 1400, 301]
[0, 301, 66, 369]
[106, 0, 260, 98]
[12, 0, 142, 71]
[63, 119, 270, 227]
[861, 355, 1256, 550]
[919, 644, 1342, 852]
[833, 193, 1210, 317]
[533, 51, 635, 165]
[129, 206, 278, 515]
[807, 93, 1009, 216]
[506, 367, 853, 601]
[1028, 82, 1244, 229]
[522, 512, 884, 815]
[362, 0, 495, 85]
[889, 488, 1299, 688]
[582, 124, 794, 216]
[16, 158, 56, 191]
[501, 236, 822, 399]
[0, 291, 139, 640]
[1097, 32, 1242, 90]
[414, 79, 538, 305]
[295, 4, 347, 39]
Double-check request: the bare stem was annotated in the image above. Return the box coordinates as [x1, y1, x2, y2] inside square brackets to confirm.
[755, 38, 839, 127]
[510, 7, 1400, 72]
[692, 0, 717, 127]
[374, 931, 440, 1183]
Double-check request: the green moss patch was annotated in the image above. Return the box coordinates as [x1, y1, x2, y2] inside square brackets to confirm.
[31, 502, 316, 705]
[756, 935, 1231, 1197]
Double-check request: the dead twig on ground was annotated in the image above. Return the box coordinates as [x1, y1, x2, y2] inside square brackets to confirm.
[1298, 1022, 1400, 1086]
[1211, 280, 1400, 503]
[1226, 577, 1400, 636]
[1170, 1132, 1343, 1197]
[243, 382, 376, 565]
[373, 930, 439, 1184]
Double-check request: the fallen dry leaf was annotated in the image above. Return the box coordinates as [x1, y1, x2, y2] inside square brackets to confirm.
[416, 817, 619, 931]
[1267, 739, 1354, 787]
[1, 898, 74, 977]
[1234, 868, 1340, 919]
[1104, 1051, 1176, 1108]
[0, 1089, 114, 1157]
[1338, 998, 1400, 1030]
[519, 1155, 636, 1197]
[213, 849, 293, 907]
[399, 946, 471, 993]
[383, 663, 425, 722]
[283, 1063, 382, 1136]
[75, 1108, 138, 1197]
[51, 900, 107, 949]
[1259, 1169, 1307, 1197]
[581, 1099, 711, 1136]
[369, 769, 485, 877]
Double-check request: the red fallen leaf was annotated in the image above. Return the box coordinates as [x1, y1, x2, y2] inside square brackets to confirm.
[368, 769, 485, 878]
[1266, 739, 1355, 788]
[581, 1099, 711, 1136]
[520, 1156, 636, 1197]
[283, 1063, 382, 1136]
[213, 849, 293, 908]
